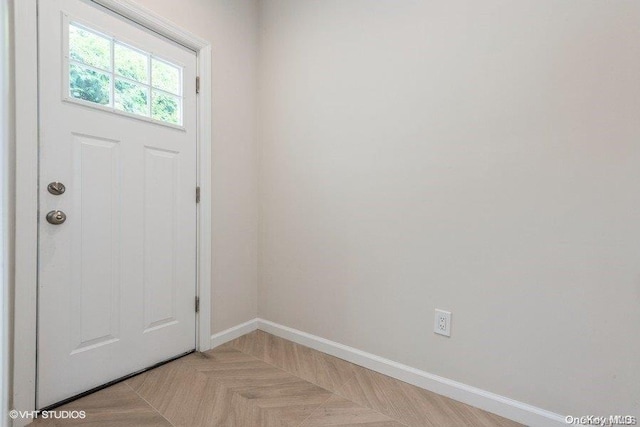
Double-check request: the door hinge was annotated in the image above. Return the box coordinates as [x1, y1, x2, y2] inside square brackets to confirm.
[196, 186, 201, 203]
[195, 296, 200, 313]
[196, 76, 200, 94]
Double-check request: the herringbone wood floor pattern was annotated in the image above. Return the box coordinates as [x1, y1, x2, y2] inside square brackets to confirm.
[31, 331, 522, 426]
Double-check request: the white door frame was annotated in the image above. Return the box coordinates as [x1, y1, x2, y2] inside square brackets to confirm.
[12, 0, 212, 422]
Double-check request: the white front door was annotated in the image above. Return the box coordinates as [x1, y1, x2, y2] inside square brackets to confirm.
[37, 0, 198, 408]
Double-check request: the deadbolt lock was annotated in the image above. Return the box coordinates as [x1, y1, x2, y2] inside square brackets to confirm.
[46, 210, 67, 225]
[47, 181, 66, 195]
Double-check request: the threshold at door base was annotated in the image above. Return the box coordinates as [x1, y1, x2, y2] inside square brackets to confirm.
[39, 349, 195, 412]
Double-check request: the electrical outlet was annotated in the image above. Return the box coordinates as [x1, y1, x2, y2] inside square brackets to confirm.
[434, 309, 451, 337]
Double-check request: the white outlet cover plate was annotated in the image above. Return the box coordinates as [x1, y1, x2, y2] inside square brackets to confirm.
[434, 309, 451, 337]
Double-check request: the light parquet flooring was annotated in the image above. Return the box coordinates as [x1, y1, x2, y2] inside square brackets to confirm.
[31, 331, 523, 427]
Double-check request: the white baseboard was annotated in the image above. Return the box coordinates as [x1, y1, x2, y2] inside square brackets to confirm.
[211, 318, 565, 426]
[210, 318, 258, 348]
[255, 319, 566, 427]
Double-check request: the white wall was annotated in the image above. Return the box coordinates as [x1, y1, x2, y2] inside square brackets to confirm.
[258, 0, 640, 417]
[131, 0, 259, 333]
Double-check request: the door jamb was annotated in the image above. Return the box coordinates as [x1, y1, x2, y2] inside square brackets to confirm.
[12, 0, 212, 421]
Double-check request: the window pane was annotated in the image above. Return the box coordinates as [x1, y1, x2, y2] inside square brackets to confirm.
[69, 24, 111, 71]
[115, 79, 149, 116]
[115, 44, 148, 83]
[152, 91, 180, 125]
[152, 59, 180, 95]
[69, 63, 110, 105]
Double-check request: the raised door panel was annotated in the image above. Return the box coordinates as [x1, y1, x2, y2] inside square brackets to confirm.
[143, 147, 180, 333]
[70, 134, 121, 354]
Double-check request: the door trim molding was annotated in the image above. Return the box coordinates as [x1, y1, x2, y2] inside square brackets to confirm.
[12, 0, 213, 421]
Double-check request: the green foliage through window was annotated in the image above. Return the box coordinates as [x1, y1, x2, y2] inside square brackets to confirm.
[115, 43, 148, 83]
[152, 59, 180, 95]
[68, 22, 183, 126]
[70, 63, 110, 105]
[115, 79, 148, 116]
[152, 91, 179, 125]
[69, 25, 110, 70]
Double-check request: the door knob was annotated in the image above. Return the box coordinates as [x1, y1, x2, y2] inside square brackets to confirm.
[46, 210, 67, 225]
[47, 181, 66, 195]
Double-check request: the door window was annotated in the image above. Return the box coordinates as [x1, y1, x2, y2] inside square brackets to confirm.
[67, 21, 184, 126]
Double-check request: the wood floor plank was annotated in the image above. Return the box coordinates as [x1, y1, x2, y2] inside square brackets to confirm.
[336, 366, 521, 427]
[33, 332, 524, 427]
[30, 382, 172, 426]
[127, 345, 333, 427]
[299, 395, 405, 427]
[230, 331, 363, 393]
